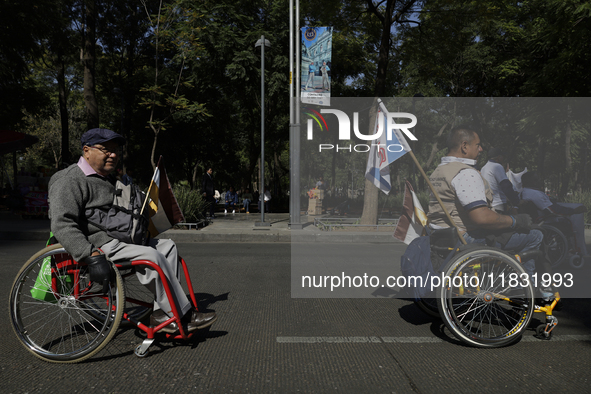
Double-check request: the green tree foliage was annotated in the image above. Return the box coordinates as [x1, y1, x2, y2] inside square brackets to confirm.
[3, 0, 591, 213]
[0, 0, 57, 128]
[139, 0, 210, 170]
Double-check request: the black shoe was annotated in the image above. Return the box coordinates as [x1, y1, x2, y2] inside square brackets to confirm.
[150, 310, 180, 334]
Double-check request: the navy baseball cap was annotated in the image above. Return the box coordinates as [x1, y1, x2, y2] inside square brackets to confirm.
[81, 128, 125, 148]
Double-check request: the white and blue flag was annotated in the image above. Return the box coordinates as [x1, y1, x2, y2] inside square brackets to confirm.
[364, 101, 412, 194]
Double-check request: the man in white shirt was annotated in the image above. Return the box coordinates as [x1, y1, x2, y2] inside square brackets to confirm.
[258, 187, 272, 213]
[480, 147, 520, 213]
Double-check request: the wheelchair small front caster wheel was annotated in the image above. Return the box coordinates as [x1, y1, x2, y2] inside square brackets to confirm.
[135, 344, 149, 358]
[535, 324, 553, 340]
[569, 254, 584, 269]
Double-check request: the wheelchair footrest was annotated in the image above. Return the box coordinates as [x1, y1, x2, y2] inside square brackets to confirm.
[535, 315, 558, 340]
[135, 338, 155, 357]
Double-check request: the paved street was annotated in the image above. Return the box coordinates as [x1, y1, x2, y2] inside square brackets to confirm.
[2, 240, 591, 393]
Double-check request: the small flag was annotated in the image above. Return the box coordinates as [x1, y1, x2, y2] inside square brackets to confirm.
[365, 108, 392, 194]
[364, 102, 412, 194]
[147, 156, 185, 237]
[507, 167, 528, 193]
[394, 181, 427, 244]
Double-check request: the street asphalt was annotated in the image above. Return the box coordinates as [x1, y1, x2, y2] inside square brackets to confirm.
[2, 211, 591, 393]
[2, 241, 591, 393]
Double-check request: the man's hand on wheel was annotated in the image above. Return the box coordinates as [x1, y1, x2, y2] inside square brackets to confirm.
[83, 254, 113, 294]
[513, 214, 533, 232]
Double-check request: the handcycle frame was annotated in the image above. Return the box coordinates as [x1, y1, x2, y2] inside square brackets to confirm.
[9, 244, 202, 362]
[519, 200, 585, 269]
[538, 216, 585, 269]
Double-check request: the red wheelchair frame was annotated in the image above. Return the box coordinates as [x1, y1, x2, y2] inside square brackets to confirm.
[117, 257, 201, 356]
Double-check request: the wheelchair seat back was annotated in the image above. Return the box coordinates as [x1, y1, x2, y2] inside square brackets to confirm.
[428, 227, 459, 248]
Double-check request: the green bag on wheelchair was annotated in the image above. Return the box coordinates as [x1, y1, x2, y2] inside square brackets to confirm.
[30, 233, 74, 302]
[30, 257, 74, 302]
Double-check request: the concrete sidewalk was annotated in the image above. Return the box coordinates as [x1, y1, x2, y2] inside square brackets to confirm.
[1, 209, 590, 245]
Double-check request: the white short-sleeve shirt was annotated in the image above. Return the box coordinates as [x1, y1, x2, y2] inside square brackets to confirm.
[480, 160, 509, 208]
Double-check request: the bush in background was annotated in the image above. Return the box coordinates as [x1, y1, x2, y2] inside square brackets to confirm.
[173, 184, 208, 223]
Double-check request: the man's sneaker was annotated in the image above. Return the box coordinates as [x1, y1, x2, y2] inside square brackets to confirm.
[232, 209, 235, 214]
[224, 209, 227, 214]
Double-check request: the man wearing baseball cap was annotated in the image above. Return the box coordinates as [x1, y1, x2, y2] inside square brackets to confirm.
[48, 128, 216, 334]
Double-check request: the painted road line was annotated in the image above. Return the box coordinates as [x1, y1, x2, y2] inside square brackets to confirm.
[277, 335, 591, 344]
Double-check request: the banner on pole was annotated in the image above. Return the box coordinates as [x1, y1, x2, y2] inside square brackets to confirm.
[301, 27, 332, 106]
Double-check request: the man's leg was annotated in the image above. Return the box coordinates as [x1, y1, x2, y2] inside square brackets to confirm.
[501, 230, 544, 277]
[208, 196, 216, 217]
[100, 238, 192, 318]
[463, 230, 544, 277]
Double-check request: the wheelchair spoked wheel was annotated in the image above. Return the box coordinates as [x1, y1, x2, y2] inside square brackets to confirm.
[9, 244, 124, 363]
[540, 225, 568, 269]
[436, 247, 535, 348]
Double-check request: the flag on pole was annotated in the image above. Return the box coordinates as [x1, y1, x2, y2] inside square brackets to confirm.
[146, 156, 185, 238]
[365, 108, 392, 194]
[364, 101, 412, 194]
[394, 181, 428, 244]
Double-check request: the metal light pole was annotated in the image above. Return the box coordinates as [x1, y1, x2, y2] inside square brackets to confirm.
[255, 35, 271, 227]
[288, 0, 303, 229]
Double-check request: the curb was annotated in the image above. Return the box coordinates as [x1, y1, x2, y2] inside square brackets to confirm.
[3, 224, 591, 245]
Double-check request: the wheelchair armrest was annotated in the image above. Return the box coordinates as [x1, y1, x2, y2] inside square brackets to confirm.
[115, 260, 134, 270]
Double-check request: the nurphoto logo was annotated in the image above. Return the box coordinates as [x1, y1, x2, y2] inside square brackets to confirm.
[305, 108, 418, 153]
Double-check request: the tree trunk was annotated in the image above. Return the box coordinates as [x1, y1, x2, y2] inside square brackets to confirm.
[83, 0, 99, 129]
[57, 53, 69, 166]
[360, 1, 394, 225]
[192, 161, 199, 190]
[536, 134, 546, 181]
[360, 102, 380, 225]
[560, 118, 572, 198]
[582, 140, 590, 192]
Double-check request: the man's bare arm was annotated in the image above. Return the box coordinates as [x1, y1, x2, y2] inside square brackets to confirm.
[467, 206, 513, 230]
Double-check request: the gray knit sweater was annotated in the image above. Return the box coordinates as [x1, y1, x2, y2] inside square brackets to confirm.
[48, 163, 116, 262]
